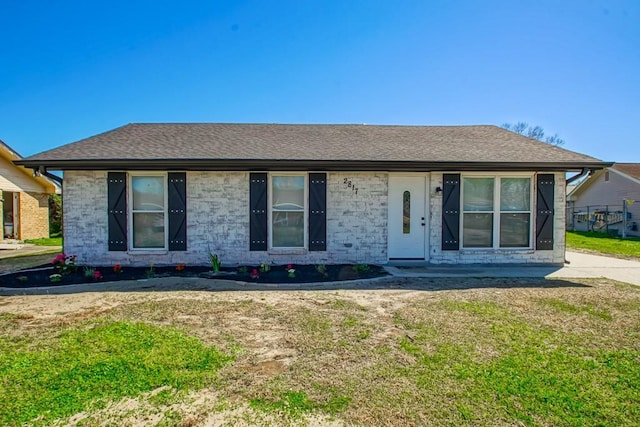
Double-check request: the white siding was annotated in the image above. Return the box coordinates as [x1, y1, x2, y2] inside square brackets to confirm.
[569, 170, 640, 236]
[0, 156, 47, 193]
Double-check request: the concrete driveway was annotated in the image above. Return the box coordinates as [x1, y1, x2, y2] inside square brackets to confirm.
[386, 251, 640, 286]
[547, 251, 640, 286]
[0, 244, 61, 259]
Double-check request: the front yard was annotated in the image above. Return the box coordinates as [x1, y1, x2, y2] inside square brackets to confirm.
[1, 277, 639, 426]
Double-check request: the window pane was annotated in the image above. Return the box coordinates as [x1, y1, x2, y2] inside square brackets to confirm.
[500, 178, 530, 211]
[463, 178, 494, 211]
[132, 176, 165, 210]
[463, 213, 493, 248]
[272, 176, 304, 211]
[133, 213, 165, 248]
[403, 191, 410, 234]
[500, 213, 530, 247]
[272, 212, 304, 247]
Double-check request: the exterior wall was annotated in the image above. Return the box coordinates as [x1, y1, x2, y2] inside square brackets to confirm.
[568, 170, 640, 237]
[0, 156, 48, 193]
[428, 172, 566, 264]
[1, 156, 51, 240]
[64, 171, 388, 266]
[64, 170, 565, 266]
[17, 191, 50, 240]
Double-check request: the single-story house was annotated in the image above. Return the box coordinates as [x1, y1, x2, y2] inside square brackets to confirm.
[16, 123, 610, 266]
[567, 163, 640, 237]
[0, 139, 59, 240]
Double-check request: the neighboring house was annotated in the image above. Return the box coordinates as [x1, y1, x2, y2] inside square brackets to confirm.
[0, 139, 59, 240]
[567, 163, 640, 237]
[16, 123, 610, 266]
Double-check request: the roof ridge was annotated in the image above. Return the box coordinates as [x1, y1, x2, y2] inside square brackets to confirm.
[125, 122, 501, 128]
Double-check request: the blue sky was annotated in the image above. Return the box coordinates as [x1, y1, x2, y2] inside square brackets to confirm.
[1, 0, 638, 162]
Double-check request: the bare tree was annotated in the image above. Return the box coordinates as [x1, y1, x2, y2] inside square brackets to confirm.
[502, 122, 565, 146]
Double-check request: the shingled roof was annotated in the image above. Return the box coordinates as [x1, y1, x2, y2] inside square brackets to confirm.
[17, 123, 610, 171]
[613, 163, 640, 180]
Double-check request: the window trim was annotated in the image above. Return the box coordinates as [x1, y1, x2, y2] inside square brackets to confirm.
[460, 172, 534, 250]
[128, 172, 169, 251]
[268, 172, 308, 250]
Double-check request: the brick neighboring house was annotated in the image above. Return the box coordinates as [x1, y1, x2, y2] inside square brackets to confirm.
[0, 139, 59, 240]
[17, 123, 610, 266]
[567, 163, 640, 237]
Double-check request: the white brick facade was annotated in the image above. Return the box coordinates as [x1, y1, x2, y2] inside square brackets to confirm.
[63, 171, 388, 266]
[428, 172, 566, 264]
[63, 170, 565, 266]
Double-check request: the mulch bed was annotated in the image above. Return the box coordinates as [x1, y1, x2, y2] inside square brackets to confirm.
[0, 264, 387, 288]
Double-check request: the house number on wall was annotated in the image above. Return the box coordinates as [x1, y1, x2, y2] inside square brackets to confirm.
[343, 178, 359, 195]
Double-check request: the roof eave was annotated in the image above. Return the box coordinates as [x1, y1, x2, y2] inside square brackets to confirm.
[14, 158, 614, 172]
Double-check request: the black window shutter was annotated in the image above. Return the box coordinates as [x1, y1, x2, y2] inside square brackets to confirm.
[442, 174, 461, 251]
[308, 173, 327, 251]
[536, 174, 555, 250]
[168, 172, 187, 251]
[107, 172, 127, 251]
[250, 173, 268, 251]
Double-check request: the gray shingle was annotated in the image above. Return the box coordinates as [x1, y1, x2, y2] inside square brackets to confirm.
[21, 123, 604, 164]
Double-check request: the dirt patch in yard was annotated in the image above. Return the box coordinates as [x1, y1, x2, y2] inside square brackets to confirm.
[1, 277, 639, 426]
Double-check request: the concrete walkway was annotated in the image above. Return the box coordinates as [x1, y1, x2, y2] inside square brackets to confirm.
[385, 251, 640, 286]
[547, 251, 640, 285]
[0, 244, 61, 259]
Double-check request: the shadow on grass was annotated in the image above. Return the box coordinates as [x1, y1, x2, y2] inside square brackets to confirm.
[0, 275, 591, 296]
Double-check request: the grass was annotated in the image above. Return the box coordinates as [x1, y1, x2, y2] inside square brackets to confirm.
[1, 279, 639, 425]
[0, 320, 232, 426]
[23, 237, 62, 246]
[392, 300, 638, 425]
[250, 390, 350, 418]
[566, 230, 640, 259]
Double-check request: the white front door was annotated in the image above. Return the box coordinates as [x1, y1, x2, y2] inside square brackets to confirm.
[388, 176, 428, 259]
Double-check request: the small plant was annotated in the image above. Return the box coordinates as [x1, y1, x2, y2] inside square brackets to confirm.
[259, 263, 271, 273]
[287, 264, 296, 278]
[84, 267, 96, 278]
[93, 270, 103, 280]
[52, 253, 77, 274]
[146, 262, 155, 279]
[17, 276, 28, 283]
[49, 273, 62, 283]
[176, 263, 186, 272]
[352, 264, 370, 273]
[113, 264, 122, 273]
[208, 251, 221, 273]
[250, 268, 260, 279]
[315, 264, 329, 278]
[238, 265, 248, 274]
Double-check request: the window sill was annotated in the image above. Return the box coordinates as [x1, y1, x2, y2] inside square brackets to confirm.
[460, 248, 534, 253]
[268, 248, 307, 255]
[127, 249, 169, 255]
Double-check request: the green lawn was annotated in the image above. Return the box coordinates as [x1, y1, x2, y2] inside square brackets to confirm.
[566, 231, 640, 259]
[23, 237, 62, 247]
[0, 320, 232, 426]
[0, 280, 638, 426]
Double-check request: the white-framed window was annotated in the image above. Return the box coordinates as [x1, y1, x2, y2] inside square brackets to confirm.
[461, 174, 532, 249]
[269, 173, 307, 249]
[129, 173, 168, 250]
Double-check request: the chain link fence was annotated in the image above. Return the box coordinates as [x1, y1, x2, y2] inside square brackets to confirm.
[567, 203, 638, 236]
